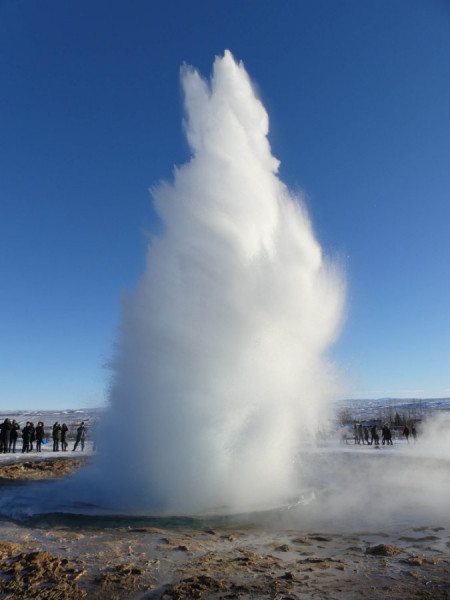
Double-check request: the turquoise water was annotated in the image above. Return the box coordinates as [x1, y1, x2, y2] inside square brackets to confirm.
[16, 511, 225, 531]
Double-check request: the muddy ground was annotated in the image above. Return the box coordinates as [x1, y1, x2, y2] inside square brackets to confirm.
[0, 457, 449, 599]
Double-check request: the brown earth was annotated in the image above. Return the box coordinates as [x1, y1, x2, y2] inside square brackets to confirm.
[0, 457, 88, 481]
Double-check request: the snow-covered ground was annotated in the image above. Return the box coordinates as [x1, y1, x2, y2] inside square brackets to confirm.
[0, 441, 95, 463]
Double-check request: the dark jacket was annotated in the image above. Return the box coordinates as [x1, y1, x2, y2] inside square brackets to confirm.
[22, 424, 32, 442]
[0, 419, 12, 442]
[36, 425, 45, 442]
[75, 425, 86, 441]
[10, 421, 20, 440]
[52, 424, 62, 441]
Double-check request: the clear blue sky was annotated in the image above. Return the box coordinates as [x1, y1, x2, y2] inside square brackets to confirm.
[1, 0, 449, 409]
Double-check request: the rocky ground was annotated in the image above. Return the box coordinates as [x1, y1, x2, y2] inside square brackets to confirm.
[0, 457, 449, 599]
[0, 457, 88, 482]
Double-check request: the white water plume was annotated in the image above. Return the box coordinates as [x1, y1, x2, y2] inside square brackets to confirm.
[92, 50, 346, 514]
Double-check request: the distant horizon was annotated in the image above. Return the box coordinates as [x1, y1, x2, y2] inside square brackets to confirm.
[338, 396, 450, 402]
[2, 396, 450, 414]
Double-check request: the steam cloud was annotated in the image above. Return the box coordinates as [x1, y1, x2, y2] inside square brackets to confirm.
[91, 50, 345, 514]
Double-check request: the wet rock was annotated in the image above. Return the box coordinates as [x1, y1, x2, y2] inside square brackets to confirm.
[158, 537, 197, 553]
[0, 457, 88, 480]
[127, 527, 167, 534]
[115, 564, 144, 575]
[0, 541, 21, 558]
[365, 544, 401, 557]
[309, 535, 333, 542]
[274, 543, 291, 552]
[221, 532, 241, 541]
[298, 556, 345, 570]
[291, 536, 313, 545]
[280, 571, 298, 581]
[96, 562, 146, 594]
[0, 548, 86, 599]
[161, 575, 225, 599]
[161, 537, 179, 545]
[401, 556, 424, 566]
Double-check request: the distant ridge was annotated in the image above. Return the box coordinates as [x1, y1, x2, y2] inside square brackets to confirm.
[335, 397, 450, 420]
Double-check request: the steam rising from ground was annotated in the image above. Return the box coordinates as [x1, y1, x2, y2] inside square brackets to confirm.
[297, 414, 450, 531]
[91, 51, 345, 514]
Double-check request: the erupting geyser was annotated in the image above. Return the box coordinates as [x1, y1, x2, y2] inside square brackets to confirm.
[95, 50, 346, 514]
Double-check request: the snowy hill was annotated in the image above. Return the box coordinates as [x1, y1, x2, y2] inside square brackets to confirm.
[335, 397, 450, 421]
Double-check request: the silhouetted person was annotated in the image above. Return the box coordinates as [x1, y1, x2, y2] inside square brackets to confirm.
[73, 422, 86, 451]
[61, 423, 69, 451]
[52, 422, 62, 452]
[382, 424, 393, 445]
[371, 425, 379, 446]
[403, 426, 410, 443]
[22, 422, 32, 453]
[9, 420, 20, 453]
[412, 425, 417, 442]
[29, 422, 35, 451]
[386, 425, 393, 445]
[35, 421, 45, 453]
[0, 418, 12, 453]
[364, 427, 370, 445]
[358, 423, 365, 444]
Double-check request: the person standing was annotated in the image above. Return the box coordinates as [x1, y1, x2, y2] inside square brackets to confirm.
[29, 422, 36, 452]
[0, 418, 12, 453]
[61, 423, 69, 451]
[403, 425, 410, 443]
[358, 423, 365, 445]
[9, 420, 20, 453]
[73, 422, 86, 451]
[22, 422, 32, 453]
[35, 422, 45, 453]
[364, 427, 370, 445]
[52, 422, 62, 452]
[370, 425, 379, 446]
[384, 424, 393, 445]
